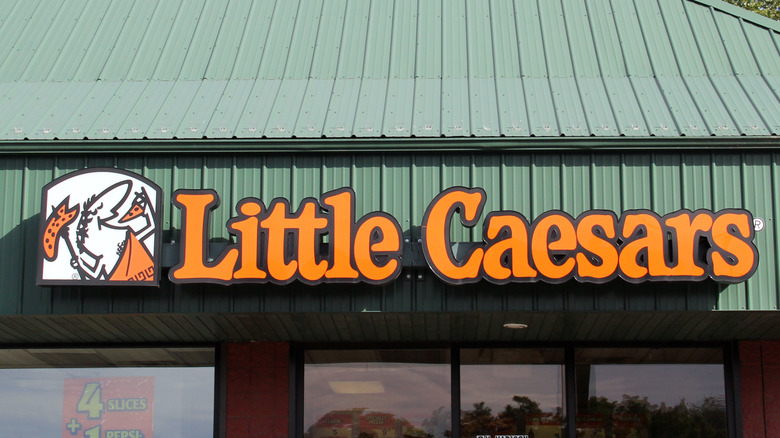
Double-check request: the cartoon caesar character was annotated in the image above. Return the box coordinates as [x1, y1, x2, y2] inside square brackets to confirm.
[42, 180, 157, 282]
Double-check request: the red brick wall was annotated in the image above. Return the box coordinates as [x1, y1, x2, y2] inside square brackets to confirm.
[225, 342, 290, 438]
[740, 340, 780, 438]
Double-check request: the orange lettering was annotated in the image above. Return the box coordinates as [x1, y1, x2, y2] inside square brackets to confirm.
[619, 212, 673, 280]
[323, 189, 360, 280]
[167, 187, 759, 286]
[354, 214, 403, 282]
[575, 212, 618, 282]
[531, 212, 577, 281]
[229, 199, 268, 280]
[664, 211, 712, 279]
[261, 201, 299, 282]
[421, 188, 486, 284]
[259, 200, 328, 283]
[170, 190, 239, 283]
[297, 201, 329, 282]
[483, 212, 537, 282]
[710, 212, 758, 281]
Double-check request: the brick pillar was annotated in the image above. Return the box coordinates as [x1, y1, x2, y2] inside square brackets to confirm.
[740, 340, 780, 438]
[225, 342, 290, 438]
[763, 342, 780, 438]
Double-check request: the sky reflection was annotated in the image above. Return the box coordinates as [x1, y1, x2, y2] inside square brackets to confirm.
[0, 367, 214, 437]
[304, 361, 451, 432]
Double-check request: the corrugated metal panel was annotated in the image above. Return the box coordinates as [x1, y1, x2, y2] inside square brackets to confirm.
[98, 1, 154, 81]
[524, 77, 559, 136]
[630, 77, 678, 137]
[174, 80, 228, 139]
[743, 154, 778, 310]
[0, 157, 24, 314]
[177, 0, 228, 81]
[127, 0, 182, 81]
[203, 79, 252, 138]
[68, 81, 135, 139]
[0, 1, 65, 81]
[232, 79, 280, 138]
[19, 160, 53, 315]
[264, 79, 308, 138]
[440, 78, 470, 137]
[146, 80, 202, 139]
[12, 83, 91, 140]
[495, 78, 529, 137]
[382, 79, 415, 137]
[0, 0, 778, 141]
[412, 79, 443, 137]
[1, 151, 776, 316]
[119, 81, 176, 139]
[353, 78, 388, 136]
[587, 0, 624, 78]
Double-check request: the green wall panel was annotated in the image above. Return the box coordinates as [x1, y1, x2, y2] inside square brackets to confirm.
[744, 154, 777, 310]
[562, 154, 592, 217]
[0, 150, 776, 316]
[352, 156, 380, 215]
[0, 158, 24, 314]
[472, 155, 502, 242]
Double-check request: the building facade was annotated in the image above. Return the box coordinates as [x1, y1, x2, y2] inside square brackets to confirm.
[1, 1, 780, 437]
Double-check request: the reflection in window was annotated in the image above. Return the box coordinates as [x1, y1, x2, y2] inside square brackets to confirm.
[304, 349, 451, 438]
[460, 348, 565, 438]
[0, 347, 214, 437]
[575, 348, 726, 438]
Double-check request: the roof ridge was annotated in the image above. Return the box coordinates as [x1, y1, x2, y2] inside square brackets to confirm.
[688, 0, 780, 31]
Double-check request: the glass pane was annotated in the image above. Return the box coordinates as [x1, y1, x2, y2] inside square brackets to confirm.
[0, 347, 215, 437]
[575, 348, 726, 438]
[304, 349, 452, 438]
[460, 348, 565, 438]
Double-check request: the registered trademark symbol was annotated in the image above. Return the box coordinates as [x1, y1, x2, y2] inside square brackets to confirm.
[71, 273, 80, 280]
[754, 217, 765, 231]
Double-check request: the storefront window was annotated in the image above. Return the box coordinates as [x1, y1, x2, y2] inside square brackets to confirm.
[575, 348, 727, 438]
[303, 346, 731, 438]
[0, 347, 215, 437]
[304, 349, 452, 438]
[460, 348, 565, 438]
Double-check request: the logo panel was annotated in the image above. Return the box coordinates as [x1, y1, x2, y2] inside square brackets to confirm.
[37, 168, 163, 286]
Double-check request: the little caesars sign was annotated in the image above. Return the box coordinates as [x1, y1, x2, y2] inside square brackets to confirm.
[39, 170, 759, 287]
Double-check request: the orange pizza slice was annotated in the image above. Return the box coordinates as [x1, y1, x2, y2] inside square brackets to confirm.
[42, 199, 79, 261]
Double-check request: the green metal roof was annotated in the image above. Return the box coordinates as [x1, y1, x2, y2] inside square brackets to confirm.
[1, 0, 780, 141]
